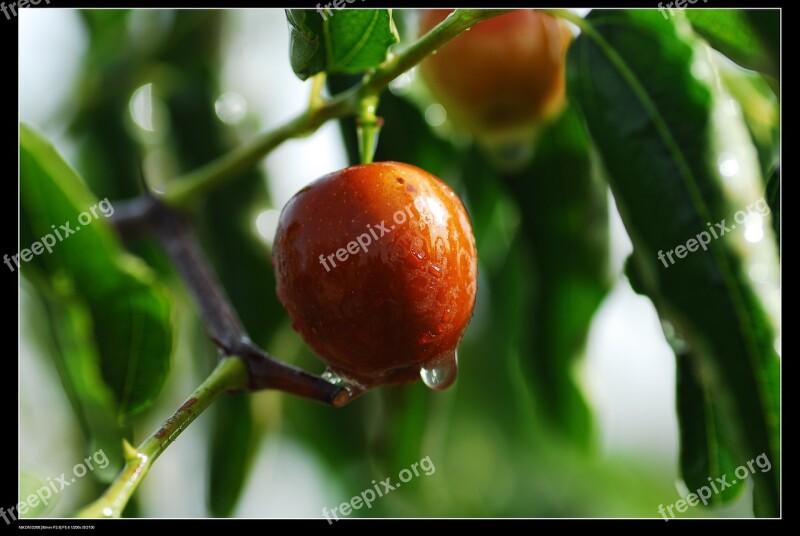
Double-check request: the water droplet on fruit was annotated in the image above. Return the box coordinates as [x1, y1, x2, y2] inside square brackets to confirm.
[420, 349, 458, 390]
[428, 264, 443, 278]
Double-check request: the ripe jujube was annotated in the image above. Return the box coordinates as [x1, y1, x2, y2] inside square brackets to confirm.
[273, 162, 478, 390]
[419, 9, 572, 138]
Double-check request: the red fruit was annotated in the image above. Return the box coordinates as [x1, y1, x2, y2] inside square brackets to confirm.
[419, 9, 572, 136]
[273, 162, 478, 390]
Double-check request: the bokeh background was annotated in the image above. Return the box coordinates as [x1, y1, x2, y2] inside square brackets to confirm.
[19, 8, 776, 518]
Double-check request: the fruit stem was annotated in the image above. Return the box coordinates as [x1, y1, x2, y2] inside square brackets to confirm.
[74, 357, 249, 518]
[309, 72, 327, 111]
[162, 9, 513, 208]
[356, 94, 382, 164]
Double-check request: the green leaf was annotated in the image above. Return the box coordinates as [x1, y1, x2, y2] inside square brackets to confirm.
[89, 283, 173, 418]
[569, 10, 780, 515]
[20, 124, 173, 421]
[686, 9, 778, 80]
[208, 395, 257, 517]
[286, 9, 399, 80]
[676, 352, 746, 505]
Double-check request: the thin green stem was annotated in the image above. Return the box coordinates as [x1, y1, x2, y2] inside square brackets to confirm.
[163, 107, 344, 208]
[356, 94, 381, 164]
[163, 8, 513, 208]
[75, 357, 249, 518]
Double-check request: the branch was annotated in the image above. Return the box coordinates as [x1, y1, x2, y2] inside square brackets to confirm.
[162, 8, 512, 208]
[78, 198, 349, 517]
[113, 197, 350, 407]
[75, 357, 248, 518]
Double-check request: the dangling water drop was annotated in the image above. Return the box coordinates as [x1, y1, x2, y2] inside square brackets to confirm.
[420, 349, 458, 390]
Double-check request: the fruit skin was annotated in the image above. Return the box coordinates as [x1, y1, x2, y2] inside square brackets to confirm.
[419, 9, 572, 135]
[273, 162, 478, 388]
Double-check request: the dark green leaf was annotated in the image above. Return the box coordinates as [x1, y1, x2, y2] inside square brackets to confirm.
[686, 9, 778, 79]
[766, 165, 779, 249]
[286, 9, 398, 80]
[569, 10, 779, 515]
[20, 124, 174, 421]
[742, 11, 780, 73]
[676, 352, 746, 505]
